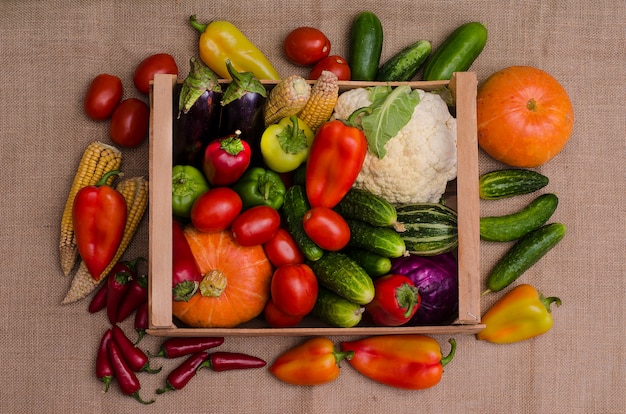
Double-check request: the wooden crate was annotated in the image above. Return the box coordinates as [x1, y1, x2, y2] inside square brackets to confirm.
[147, 72, 484, 337]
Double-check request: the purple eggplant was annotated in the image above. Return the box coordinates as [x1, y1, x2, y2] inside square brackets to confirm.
[219, 60, 267, 167]
[173, 57, 222, 168]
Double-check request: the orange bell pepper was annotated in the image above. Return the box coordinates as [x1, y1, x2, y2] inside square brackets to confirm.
[476, 284, 562, 344]
[269, 337, 353, 386]
[340, 335, 456, 390]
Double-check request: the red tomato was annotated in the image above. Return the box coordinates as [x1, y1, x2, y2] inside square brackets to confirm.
[190, 187, 242, 233]
[231, 205, 281, 246]
[302, 207, 350, 251]
[84, 74, 123, 121]
[133, 53, 178, 95]
[263, 228, 304, 267]
[109, 98, 150, 148]
[283, 27, 331, 66]
[309, 55, 351, 80]
[271, 264, 318, 317]
[264, 299, 303, 328]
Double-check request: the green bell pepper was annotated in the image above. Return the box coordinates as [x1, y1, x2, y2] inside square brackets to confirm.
[232, 167, 286, 210]
[260, 115, 314, 173]
[172, 165, 210, 217]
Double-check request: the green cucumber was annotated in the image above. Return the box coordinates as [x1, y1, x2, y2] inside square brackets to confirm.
[346, 219, 407, 258]
[342, 247, 392, 278]
[282, 185, 324, 261]
[376, 40, 432, 82]
[395, 203, 458, 255]
[333, 188, 398, 228]
[311, 287, 365, 328]
[479, 169, 549, 200]
[485, 223, 566, 293]
[308, 251, 375, 305]
[480, 193, 559, 242]
[349, 11, 383, 81]
[422, 21, 487, 81]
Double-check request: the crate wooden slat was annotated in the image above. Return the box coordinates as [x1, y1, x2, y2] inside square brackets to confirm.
[147, 72, 484, 337]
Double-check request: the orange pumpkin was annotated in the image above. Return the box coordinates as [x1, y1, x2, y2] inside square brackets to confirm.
[172, 225, 273, 328]
[476, 66, 574, 167]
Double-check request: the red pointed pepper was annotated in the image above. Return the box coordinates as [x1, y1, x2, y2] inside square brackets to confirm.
[341, 335, 456, 390]
[72, 169, 127, 280]
[150, 336, 224, 359]
[116, 259, 148, 323]
[199, 351, 266, 372]
[172, 220, 202, 302]
[365, 274, 421, 326]
[133, 301, 148, 344]
[305, 119, 367, 208]
[202, 130, 251, 186]
[107, 340, 154, 404]
[111, 325, 161, 373]
[156, 351, 209, 394]
[95, 328, 114, 392]
[88, 281, 108, 313]
[106, 259, 140, 324]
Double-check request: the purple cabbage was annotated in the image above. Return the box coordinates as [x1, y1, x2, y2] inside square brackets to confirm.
[390, 252, 459, 325]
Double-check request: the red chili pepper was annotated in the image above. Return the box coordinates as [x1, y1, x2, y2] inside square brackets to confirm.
[107, 340, 154, 404]
[111, 325, 161, 373]
[340, 335, 456, 390]
[150, 336, 225, 359]
[95, 328, 114, 392]
[156, 351, 209, 394]
[305, 119, 367, 208]
[269, 337, 353, 386]
[133, 301, 149, 345]
[202, 130, 252, 186]
[172, 220, 202, 302]
[365, 274, 421, 326]
[88, 281, 108, 313]
[198, 351, 266, 372]
[72, 169, 127, 280]
[105, 260, 136, 324]
[116, 260, 148, 323]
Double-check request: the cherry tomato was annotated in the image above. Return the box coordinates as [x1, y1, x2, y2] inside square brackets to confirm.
[271, 264, 318, 317]
[283, 27, 331, 66]
[263, 228, 304, 267]
[84, 74, 123, 121]
[133, 53, 178, 95]
[190, 187, 242, 233]
[302, 207, 350, 251]
[264, 299, 303, 328]
[309, 55, 351, 80]
[109, 98, 150, 148]
[231, 205, 281, 247]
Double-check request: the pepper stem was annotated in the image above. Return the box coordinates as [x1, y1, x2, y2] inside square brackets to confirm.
[540, 294, 562, 313]
[334, 350, 354, 366]
[220, 131, 244, 156]
[440, 338, 457, 367]
[189, 15, 207, 33]
[395, 283, 420, 318]
[95, 169, 121, 187]
[131, 391, 155, 404]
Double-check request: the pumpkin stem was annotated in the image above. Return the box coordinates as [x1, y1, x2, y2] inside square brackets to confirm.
[199, 269, 227, 297]
[527, 98, 537, 112]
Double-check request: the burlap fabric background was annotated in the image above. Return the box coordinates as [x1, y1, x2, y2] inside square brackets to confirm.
[1, 1, 624, 413]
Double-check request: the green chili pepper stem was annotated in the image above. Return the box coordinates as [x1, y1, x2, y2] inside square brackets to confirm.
[440, 338, 457, 367]
[95, 170, 121, 187]
[540, 294, 562, 313]
[189, 15, 207, 33]
[345, 107, 371, 127]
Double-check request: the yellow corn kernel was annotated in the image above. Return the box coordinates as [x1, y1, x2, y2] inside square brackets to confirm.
[59, 141, 122, 276]
[298, 71, 339, 132]
[264, 75, 311, 127]
[62, 176, 148, 304]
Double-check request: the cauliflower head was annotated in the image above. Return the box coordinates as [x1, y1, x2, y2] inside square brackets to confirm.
[333, 88, 457, 204]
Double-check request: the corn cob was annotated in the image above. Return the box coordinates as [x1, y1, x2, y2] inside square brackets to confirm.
[62, 176, 148, 304]
[264, 75, 311, 126]
[59, 141, 122, 276]
[297, 70, 339, 132]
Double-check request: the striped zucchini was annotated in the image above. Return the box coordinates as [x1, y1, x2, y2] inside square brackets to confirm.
[395, 203, 458, 255]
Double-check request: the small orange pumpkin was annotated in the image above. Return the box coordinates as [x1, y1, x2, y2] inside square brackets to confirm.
[476, 66, 574, 167]
[172, 225, 273, 328]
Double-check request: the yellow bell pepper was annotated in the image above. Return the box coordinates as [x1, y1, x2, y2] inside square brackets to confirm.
[189, 15, 280, 81]
[476, 284, 561, 344]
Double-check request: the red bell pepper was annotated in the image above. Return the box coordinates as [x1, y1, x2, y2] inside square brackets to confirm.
[305, 119, 367, 208]
[341, 335, 456, 390]
[365, 274, 421, 326]
[72, 169, 127, 280]
[202, 130, 251, 186]
[269, 337, 353, 386]
[172, 220, 202, 302]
